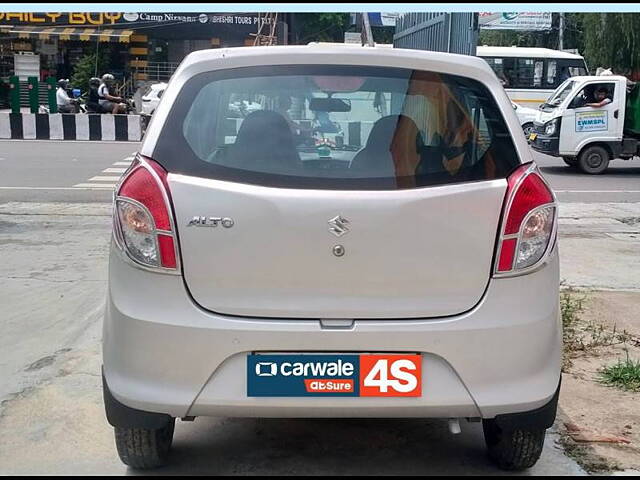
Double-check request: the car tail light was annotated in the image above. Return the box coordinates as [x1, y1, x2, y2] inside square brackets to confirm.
[494, 163, 556, 276]
[113, 155, 179, 272]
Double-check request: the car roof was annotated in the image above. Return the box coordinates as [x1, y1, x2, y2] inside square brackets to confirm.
[477, 46, 585, 60]
[565, 75, 628, 83]
[174, 45, 498, 84]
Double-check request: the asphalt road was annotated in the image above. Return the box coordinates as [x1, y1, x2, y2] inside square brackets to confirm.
[0, 139, 639, 203]
[535, 153, 640, 203]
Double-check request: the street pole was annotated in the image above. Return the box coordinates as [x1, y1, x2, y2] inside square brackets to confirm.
[362, 12, 374, 46]
[95, 28, 100, 78]
[559, 12, 564, 51]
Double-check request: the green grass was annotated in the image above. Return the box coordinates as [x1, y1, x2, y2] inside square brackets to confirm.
[599, 354, 640, 393]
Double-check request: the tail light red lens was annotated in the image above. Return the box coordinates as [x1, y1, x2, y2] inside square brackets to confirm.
[495, 163, 556, 275]
[114, 155, 179, 272]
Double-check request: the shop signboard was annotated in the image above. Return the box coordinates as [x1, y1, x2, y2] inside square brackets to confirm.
[0, 12, 272, 39]
[479, 12, 552, 31]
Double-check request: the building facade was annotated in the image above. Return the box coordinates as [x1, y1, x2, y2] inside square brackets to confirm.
[0, 12, 281, 85]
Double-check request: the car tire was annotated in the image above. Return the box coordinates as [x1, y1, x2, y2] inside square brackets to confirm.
[578, 145, 610, 174]
[483, 419, 546, 471]
[114, 419, 175, 469]
[522, 123, 535, 138]
[562, 157, 578, 167]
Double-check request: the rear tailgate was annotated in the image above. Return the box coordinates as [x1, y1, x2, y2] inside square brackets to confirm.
[171, 176, 506, 319]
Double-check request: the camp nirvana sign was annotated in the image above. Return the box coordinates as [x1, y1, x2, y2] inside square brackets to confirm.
[0, 12, 272, 27]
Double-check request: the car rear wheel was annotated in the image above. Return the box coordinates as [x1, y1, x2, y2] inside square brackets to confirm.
[578, 145, 610, 174]
[562, 157, 578, 167]
[483, 419, 546, 471]
[114, 419, 175, 469]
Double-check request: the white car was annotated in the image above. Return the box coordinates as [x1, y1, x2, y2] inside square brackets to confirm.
[512, 102, 539, 137]
[103, 45, 560, 471]
[140, 82, 167, 115]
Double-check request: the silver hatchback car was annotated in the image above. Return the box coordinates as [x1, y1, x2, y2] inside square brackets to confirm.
[103, 45, 561, 471]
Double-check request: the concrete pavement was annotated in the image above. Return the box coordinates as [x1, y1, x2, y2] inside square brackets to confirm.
[558, 203, 640, 290]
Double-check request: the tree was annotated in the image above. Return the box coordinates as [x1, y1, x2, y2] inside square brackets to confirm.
[288, 13, 395, 46]
[70, 49, 110, 92]
[289, 13, 351, 44]
[579, 13, 640, 74]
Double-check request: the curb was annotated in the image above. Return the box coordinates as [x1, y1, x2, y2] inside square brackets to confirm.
[0, 113, 144, 142]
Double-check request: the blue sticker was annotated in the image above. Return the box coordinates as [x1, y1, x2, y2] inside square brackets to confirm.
[247, 354, 360, 397]
[576, 111, 608, 132]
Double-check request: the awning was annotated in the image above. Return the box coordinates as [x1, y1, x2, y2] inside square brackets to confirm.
[0, 26, 134, 43]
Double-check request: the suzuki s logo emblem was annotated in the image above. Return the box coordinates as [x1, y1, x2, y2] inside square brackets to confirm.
[187, 216, 235, 228]
[328, 215, 350, 237]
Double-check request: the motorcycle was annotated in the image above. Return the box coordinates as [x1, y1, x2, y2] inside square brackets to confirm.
[38, 98, 81, 114]
[39, 86, 81, 114]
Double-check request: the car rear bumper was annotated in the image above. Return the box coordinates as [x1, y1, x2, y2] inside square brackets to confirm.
[103, 241, 561, 420]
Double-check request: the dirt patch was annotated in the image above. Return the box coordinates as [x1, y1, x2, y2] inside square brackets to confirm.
[0, 347, 121, 475]
[559, 290, 640, 473]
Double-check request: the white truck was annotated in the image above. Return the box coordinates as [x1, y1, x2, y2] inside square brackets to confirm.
[529, 75, 640, 174]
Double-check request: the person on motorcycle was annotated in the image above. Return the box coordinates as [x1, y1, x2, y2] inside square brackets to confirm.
[86, 77, 104, 114]
[98, 73, 126, 114]
[56, 79, 78, 114]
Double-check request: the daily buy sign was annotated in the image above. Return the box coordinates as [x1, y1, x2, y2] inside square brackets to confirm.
[247, 354, 422, 397]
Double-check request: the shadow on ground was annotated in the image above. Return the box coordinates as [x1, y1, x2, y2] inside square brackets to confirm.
[129, 417, 577, 476]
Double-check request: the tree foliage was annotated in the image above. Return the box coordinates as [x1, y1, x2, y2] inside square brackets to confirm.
[580, 13, 640, 74]
[70, 49, 110, 92]
[290, 13, 351, 44]
[289, 13, 393, 45]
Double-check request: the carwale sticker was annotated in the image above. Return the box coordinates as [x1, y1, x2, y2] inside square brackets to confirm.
[247, 354, 422, 397]
[576, 110, 608, 132]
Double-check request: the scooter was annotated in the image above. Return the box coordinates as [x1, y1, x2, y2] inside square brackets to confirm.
[39, 86, 81, 114]
[38, 98, 81, 114]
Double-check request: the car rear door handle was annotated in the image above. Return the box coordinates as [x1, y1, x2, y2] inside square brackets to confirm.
[614, 110, 619, 119]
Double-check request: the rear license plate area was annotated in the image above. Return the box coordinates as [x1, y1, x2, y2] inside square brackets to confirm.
[247, 353, 422, 397]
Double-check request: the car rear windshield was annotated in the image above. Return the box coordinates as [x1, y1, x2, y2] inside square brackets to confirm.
[153, 65, 521, 190]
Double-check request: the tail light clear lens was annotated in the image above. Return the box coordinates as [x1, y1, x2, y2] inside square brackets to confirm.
[495, 163, 556, 275]
[113, 155, 179, 272]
